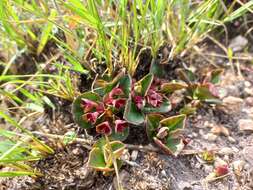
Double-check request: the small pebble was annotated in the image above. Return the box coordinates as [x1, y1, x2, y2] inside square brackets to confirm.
[131, 150, 139, 161]
[238, 119, 253, 132]
[219, 147, 234, 155]
[204, 133, 218, 142]
[228, 136, 236, 143]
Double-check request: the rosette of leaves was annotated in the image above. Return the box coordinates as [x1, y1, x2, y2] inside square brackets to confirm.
[146, 114, 187, 156]
[72, 73, 131, 141]
[160, 68, 223, 103]
[156, 68, 223, 115]
[124, 73, 172, 125]
[88, 139, 125, 173]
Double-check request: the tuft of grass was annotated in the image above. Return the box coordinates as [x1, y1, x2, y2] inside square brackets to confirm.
[0, 112, 53, 177]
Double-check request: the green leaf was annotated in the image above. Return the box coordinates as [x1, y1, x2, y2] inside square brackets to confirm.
[210, 69, 223, 84]
[146, 114, 164, 140]
[37, 9, 57, 55]
[109, 126, 129, 141]
[103, 141, 125, 162]
[72, 92, 101, 129]
[159, 114, 186, 134]
[87, 147, 113, 172]
[142, 98, 171, 113]
[123, 99, 145, 125]
[193, 84, 217, 100]
[177, 68, 197, 84]
[135, 73, 153, 96]
[150, 59, 164, 77]
[154, 137, 185, 156]
[0, 171, 37, 177]
[160, 82, 187, 94]
[179, 105, 197, 115]
[119, 74, 132, 97]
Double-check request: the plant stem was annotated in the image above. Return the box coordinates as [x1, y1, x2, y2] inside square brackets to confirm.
[105, 135, 123, 190]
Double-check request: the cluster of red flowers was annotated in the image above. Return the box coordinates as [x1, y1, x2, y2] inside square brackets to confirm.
[81, 87, 128, 135]
[133, 88, 163, 110]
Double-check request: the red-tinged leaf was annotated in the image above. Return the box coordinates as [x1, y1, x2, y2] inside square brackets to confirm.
[154, 137, 185, 156]
[146, 114, 164, 139]
[159, 114, 186, 134]
[156, 127, 169, 139]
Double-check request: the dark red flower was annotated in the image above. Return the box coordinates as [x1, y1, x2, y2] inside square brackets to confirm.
[104, 87, 125, 108]
[96, 103, 105, 114]
[83, 112, 99, 124]
[81, 98, 98, 113]
[215, 165, 229, 177]
[96, 121, 112, 135]
[112, 98, 126, 109]
[109, 87, 124, 99]
[146, 89, 163, 107]
[133, 95, 145, 110]
[115, 120, 128, 133]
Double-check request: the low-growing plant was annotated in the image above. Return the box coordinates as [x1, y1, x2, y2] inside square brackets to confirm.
[72, 65, 223, 179]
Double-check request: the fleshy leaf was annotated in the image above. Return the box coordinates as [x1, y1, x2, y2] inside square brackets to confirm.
[159, 114, 186, 134]
[142, 98, 172, 113]
[210, 69, 223, 84]
[94, 71, 126, 96]
[146, 114, 164, 140]
[135, 73, 153, 96]
[87, 147, 114, 172]
[149, 59, 165, 77]
[103, 141, 125, 163]
[193, 83, 219, 100]
[154, 137, 185, 156]
[179, 105, 197, 115]
[124, 99, 145, 125]
[204, 69, 223, 84]
[160, 82, 187, 94]
[72, 92, 101, 129]
[119, 74, 132, 97]
[109, 125, 129, 141]
[177, 68, 197, 84]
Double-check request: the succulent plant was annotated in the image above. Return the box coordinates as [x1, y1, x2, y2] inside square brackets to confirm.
[146, 114, 187, 156]
[72, 66, 222, 174]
